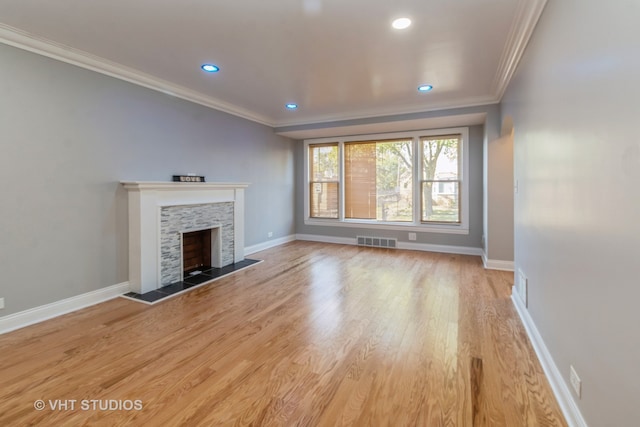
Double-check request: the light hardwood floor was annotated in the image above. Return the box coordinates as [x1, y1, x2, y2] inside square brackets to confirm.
[0, 242, 566, 426]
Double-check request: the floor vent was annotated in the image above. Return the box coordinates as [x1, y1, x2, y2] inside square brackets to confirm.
[356, 236, 397, 249]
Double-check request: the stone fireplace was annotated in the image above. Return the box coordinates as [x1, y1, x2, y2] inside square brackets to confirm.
[122, 181, 248, 294]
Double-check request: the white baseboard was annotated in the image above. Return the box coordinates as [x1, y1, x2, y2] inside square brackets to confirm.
[398, 241, 483, 256]
[244, 234, 296, 256]
[511, 293, 588, 427]
[296, 233, 483, 256]
[482, 252, 515, 271]
[0, 282, 131, 335]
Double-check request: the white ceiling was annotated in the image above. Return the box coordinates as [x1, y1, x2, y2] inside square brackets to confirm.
[0, 0, 546, 128]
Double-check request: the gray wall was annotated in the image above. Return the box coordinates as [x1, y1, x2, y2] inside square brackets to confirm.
[295, 125, 484, 248]
[502, 1, 640, 425]
[0, 43, 295, 316]
[485, 132, 514, 262]
[482, 104, 514, 262]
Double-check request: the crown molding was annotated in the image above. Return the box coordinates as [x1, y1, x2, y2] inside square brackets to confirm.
[491, 0, 548, 101]
[0, 23, 275, 127]
[1, 0, 545, 132]
[272, 96, 498, 128]
[275, 113, 487, 140]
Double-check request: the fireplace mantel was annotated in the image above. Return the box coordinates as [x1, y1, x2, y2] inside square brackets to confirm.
[122, 181, 249, 191]
[122, 181, 249, 294]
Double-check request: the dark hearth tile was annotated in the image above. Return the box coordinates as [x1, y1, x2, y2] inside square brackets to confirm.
[126, 290, 168, 303]
[184, 266, 212, 277]
[202, 259, 260, 278]
[158, 282, 192, 295]
[122, 259, 262, 305]
[236, 258, 261, 268]
[183, 274, 215, 285]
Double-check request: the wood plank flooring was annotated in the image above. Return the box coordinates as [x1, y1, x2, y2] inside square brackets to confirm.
[0, 242, 566, 426]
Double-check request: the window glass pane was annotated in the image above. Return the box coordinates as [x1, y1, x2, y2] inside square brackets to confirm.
[309, 143, 338, 219]
[310, 182, 338, 218]
[422, 181, 460, 222]
[422, 136, 460, 181]
[421, 135, 461, 224]
[345, 142, 376, 219]
[310, 144, 338, 181]
[345, 139, 413, 222]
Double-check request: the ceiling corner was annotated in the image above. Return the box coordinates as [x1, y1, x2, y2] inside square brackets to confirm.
[491, 0, 548, 101]
[0, 23, 276, 127]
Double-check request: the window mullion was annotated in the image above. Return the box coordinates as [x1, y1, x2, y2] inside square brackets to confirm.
[414, 136, 421, 226]
[339, 140, 345, 221]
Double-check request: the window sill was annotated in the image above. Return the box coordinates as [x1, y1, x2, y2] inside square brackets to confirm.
[304, 218, 469, 235]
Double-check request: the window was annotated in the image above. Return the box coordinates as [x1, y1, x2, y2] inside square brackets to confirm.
[304, 128, 469, 234]
[309, 143, 339, 218]
[344, 139, 413, 222]
[421, 134, 461, 223]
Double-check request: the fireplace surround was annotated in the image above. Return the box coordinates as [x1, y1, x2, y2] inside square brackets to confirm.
[122, 181, 249, 294]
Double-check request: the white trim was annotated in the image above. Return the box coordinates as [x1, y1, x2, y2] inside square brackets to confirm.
[276, 113, 488, 140]
[274, 97, 499, 128]
[244, 234, 297, 256]
[492, 0, 548, 100]
[511, 293, 589, 427]
[0, 24, 272, 126]
[296, 233, 482, 256]
[121, 181, 249, 191]
[0, 282, 131, 335]
[481, 252, 515, 271]
[398, 241, 483, 256]
[303, 219, 469, 235]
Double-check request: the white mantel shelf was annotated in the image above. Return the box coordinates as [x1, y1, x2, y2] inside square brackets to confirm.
[121, 181, 249, 294]
[122, 181, 250, 190]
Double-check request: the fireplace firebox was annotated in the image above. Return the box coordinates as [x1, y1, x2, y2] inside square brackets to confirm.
[183, 229, 212, 274]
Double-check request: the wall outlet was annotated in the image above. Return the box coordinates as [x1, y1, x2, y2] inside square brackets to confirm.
[267, 231, 273, 238]
[0, 297, 4, 310]
[517, 269, 528, 307]
[408, 232, 417, 241]
[570, 365, 582, 398]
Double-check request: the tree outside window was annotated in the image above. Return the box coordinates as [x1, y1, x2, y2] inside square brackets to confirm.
[421, 135, 461, 223]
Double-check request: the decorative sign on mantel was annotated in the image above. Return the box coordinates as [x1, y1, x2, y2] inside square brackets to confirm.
[173, 175, 206, 183]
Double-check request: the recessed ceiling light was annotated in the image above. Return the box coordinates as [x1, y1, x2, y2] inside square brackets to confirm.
[392, 17, 412, 30]
[201, 64, 220, 73]
[285, 103, 298, 110]
[418, 84, 434, 92]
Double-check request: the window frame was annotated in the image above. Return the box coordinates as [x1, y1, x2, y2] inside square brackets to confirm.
[343, 137, 414, 222]
[303, 127, 469, 235]
[308, 142, 340, 219]
[420, 134, 463, 225]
